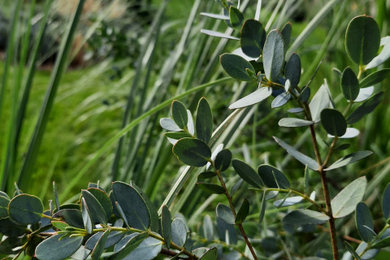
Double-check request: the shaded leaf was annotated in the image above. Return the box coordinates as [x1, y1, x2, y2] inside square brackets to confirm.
[281, 22, 292, 48]
[87, 188, 112, 221]
[53, 209, 84, 228]
[110, 233, 148, 260]
[0, 196, 9, 219]
[81, 197, 93, 234]
[171, 101, 188, 129]
[320, 109, 347, 136]
[345, 15, 380, 65]
[325, 150, 372, 171]
[273, 137, 319, 171]
[366, 36, 390, 69]
[344, 241, 361, 259]
[119, 237, 163, 260]
[341, 67, 359, 101]
[382, 183, 390, 220]
[278, 118, 313, 128]
[161, 205, 172, 248]
[216, 204, 235, 225]
[299, 87, 311, 103]
[112, 182, 150, 230]
[203, 215, 214, 241]
[263, 30, 285, 81]
[82, 190, 107, 224]
[359, 68, 390, 88]
[258, 164, 290, 189]
[196, 98, 213, 143]
[8, 194, 43, 225]
[283, 209, 329, 227]
[199, 247, 217, 260]
[91, 229, 110, 260]
[232, 159, 263, 188]
[235, 199, 249, 224]
[285, 53, 301, 87]
[35, 234, 83, 260]
[229, 87, 272, 109]
[198, 171, 216, 180]
[173, 138, 211, 167]
[214, 149, 232, 171]
[240, 19, 266, 58]
[165, 131, 192, 140]
[220, 53, 255, 81]
[347, 92, 383, 124]
[197, 183, 225, 194]
[331, 177, 367, 218]
[229, 6, 243, 28]
[356, 202, 375, 242]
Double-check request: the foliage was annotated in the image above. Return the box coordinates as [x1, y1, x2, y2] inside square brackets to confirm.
[1, 0, 390, 259]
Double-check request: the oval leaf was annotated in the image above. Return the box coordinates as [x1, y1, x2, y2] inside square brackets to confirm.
[171, 101, 188, 129]
[8, 194, 43, 225]
[331, 177, 367, 218]
[199, 247, 217, 260]
[220, 53, 255, 81]
[285, 53, 301, 87]
[112, 182, 150, 230]
[35, 234, 83, 260]
[235, 199, 249, 224]
[263, 30, 285, 81]
[232, 159, 263, 188]
[216, 204, 235, 225]
[173, 138, 211, 167]
[258, 164, 290, 189]
[345, 15, 380, 65]
[229, 6, 243, 28]
[214, 149, 232, 171]
[161, 205, 172, 248]
[320, 109, 347, 137]
[197, 183, 225, 194]
[278, 118, 313, 128]
[82, 190, 107, 224]
[171, 218, 187, 247]
[271, 92, 291, 108]
[240, 19, 266, 58]
[196, 98, 213, 143]
[382, 183, 390, 220]
[283, 209, 329, 227]
[91, 230, 110, 260]
[347, 92, 384, 124]
[356, 202, 375, 242]
[229, 87, 272, 109]
[341, 67, 359, 101]
[325, 150, 372, 171]
[359, 68, 390, 88]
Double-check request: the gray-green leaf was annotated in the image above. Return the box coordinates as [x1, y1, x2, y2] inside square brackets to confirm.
[341, 67, 359, 101]
[35, 234, 83, 260]
[229, 87, 272, 109]
[355, 202, 375, 242]
[220, 53, 256, 81]
[263, 30, 285, 81]
[240, 19, 266, 58]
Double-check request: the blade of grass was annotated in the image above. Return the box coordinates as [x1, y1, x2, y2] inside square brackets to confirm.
[17, 0, 86, 190]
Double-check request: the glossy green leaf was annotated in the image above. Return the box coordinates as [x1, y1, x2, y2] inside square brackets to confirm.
[197, 183, 225, 194]
[8, 194, 43, 225]
[258, 164, 290, 189]
[53, 209, 84, 228]
[366, 36, 390, 69]
[331, 177, 367, 218]
[347, 92, 384, 124]
[165, 131, 192, 140]
[171, 218, 187, 247]
[214, 149, 232, 171]
[320, 109, 347, 136]
[81, 198, 93, 234]
[35, 234, 83, 260]
[281, 22, 292, 48]
[278, 118, 313, 128]
[82, 190, 107, 224]
[382, 183, 390, 220]
[51, 221, 69, 231]
[229, 87, 272, 109]
[345, 15, 380, 65]
[309, 81, 332, 122]
[199, 247, 217, 260]
[216, 204, 235, 225]
[85, 230, 124, 250]
[91, 229, 110, 260]
[229, 6, 243, 28]
[0, 196, 9, 219]
[171, 101, 188, 129]
[341, 67, 359, 101]
[240, 19, 266, 58]
[273, 137, 319, 171]
[283, 209, 329, 226]
[220, 53, 255, 81]
[196, 97, 213, 143]
[112, 182, 150, 230]
[88, 188, 112, 221]
[359, 68, 390, 88]
[325, 150, 372, 171]
[235, 199, 249, 224]
[356, 202, 375, 242]
[285, 53, 301, 87]
[173, 138, 211, 167]
[161, 205, 172, 248]
[110, 233, 148, 260]
[263, 30, 285, 81]
[232, 159, 263, 188]
[271, 92, 291, 108]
